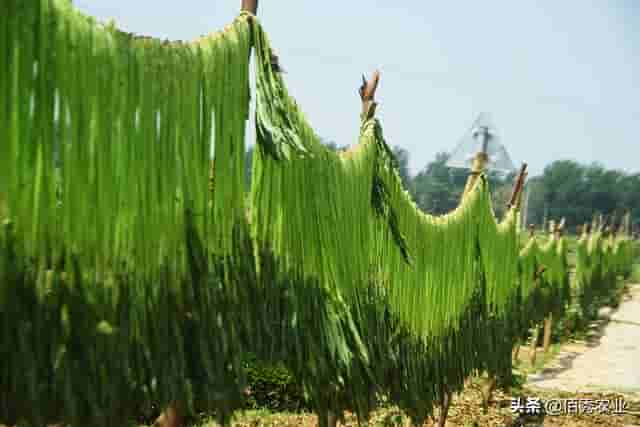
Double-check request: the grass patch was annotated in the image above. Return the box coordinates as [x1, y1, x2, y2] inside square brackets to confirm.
[514, 342, 561, 374]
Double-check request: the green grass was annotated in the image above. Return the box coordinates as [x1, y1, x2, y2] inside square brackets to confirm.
[514, 342, 561, 374]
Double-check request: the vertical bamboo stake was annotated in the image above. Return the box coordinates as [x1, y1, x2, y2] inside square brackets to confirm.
[543, 313, 553, 353]
[328, 411, 338, 427]
[461, 152, 488, 199]
[529, 325, 540, 367]
[512, 343, 521, 363]
[317, 410, 337, 427]
[241, 0, 259, 14]
[542, 222, 559, 353]
[437, 384, 451, 427]
[507, 163, 528, 210]
[359, 70, 380, 117]
[342, 71, 381, 159]
[529, 265, 545, 367]
[481, 377, 497, 414]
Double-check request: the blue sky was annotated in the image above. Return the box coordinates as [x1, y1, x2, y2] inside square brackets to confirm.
[74, 1, 639, 177]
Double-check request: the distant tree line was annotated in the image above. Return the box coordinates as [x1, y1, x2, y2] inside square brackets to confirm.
[244, 142, 640, 234]
[524, 161, 639, 232]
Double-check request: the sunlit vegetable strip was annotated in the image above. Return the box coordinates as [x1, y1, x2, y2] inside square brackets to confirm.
[1, 0, 253, 424]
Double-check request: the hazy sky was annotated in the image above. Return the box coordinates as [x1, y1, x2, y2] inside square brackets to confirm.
[74, 1, 639, 177]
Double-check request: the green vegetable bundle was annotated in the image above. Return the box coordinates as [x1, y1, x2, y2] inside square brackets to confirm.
[574, 228, 633, 321]
[250, 20, 537, 422]
[2, 2, 635, 426]
[1, 1, 253, 425]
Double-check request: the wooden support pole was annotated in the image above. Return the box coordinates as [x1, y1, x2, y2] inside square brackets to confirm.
[241, 0, 258, 14]
[461, 152, 488, 200]
[153, 401, 184, 427]
[481, 376, 497, 414]
[342, 71, 380, 159]
[518, 171, 528, 207]
[543, 313, 553, 353]
[507, 163, 528, 209]
[359, 70, 380, 117]
[529, 264, 547, 367]
[512, 342, 521, 363]
[529, 325, 540, 367]
[328, 411, 338, 427]
[317, 410, 338, 427]
[437, 385, 451, 427]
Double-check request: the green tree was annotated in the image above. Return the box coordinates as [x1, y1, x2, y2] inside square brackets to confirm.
[411, 152, 513, 216]
[412, 152, 466, 215]
[525, 160, 639, 232]
[539, 160, 587, 227]
[391, 146, 412, 193]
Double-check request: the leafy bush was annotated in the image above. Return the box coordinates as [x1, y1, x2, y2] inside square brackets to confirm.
[243, 354, 309, 412]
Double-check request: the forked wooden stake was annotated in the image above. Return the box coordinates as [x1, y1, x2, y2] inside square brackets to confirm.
[343, 71, 381, 159]
[461, 152, 488, 199]
[359, 70, 380, 117]
[508, 163, 528, 209]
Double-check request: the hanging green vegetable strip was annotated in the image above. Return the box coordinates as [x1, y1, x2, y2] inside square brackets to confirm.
[477, 199, 519, 314]
[250, 26, 374, 413]
[517, 232, 570, 325]
[250, 19, 533, 422]
[253, 20, 500, 343]
[574, 226, 633, 325]
[3, 2, 636, 425]
[613, 235, 634, 279]
[1, 1, 253, 425]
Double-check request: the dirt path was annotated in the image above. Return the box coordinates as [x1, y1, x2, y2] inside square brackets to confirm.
[528, 284, 640, 399]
